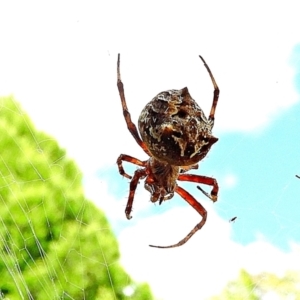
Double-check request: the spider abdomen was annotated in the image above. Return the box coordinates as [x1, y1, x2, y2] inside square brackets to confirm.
[138, 87, 218, 166]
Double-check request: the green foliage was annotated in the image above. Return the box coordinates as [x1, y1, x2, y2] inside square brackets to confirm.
[210, 269, 300, 300]
[0, 96, 153, 300]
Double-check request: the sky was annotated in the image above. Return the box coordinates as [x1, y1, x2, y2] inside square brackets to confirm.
[0, 1, 300, 299]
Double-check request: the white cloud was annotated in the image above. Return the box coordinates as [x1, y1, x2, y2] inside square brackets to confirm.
[118, 203, 300, 299]
[89, 164, 300, 299]
[86, 175, 300, 299]
[84, 174, 152, 225]
[84, 176, 125, 223]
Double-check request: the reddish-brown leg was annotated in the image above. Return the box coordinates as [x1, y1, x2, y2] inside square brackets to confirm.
[117, 54, 151, 156]
[149, 185, 207, 249]
[178, 173, 218, 202]
[199, 56, 220, 122]
[125, 168, 147, 219]
[117, 154, 147, 179]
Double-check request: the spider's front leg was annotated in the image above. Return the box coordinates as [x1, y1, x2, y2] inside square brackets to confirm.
[125, 168, 147, 219]
[117, 154, 147, 179]
[178, 173, 219, 202]
[150, 185, 207, 248]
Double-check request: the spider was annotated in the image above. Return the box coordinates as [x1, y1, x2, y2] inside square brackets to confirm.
[116, 54, 220, 248]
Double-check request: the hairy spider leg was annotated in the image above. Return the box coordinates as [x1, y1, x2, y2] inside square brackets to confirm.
[149, 185, 207, 248]
[117, 154, 147, 179]
[117, 54, 151, 156]
[199, 56, 220, 122]
[125, 168, 147, 220]
[178, 173, 218, 202]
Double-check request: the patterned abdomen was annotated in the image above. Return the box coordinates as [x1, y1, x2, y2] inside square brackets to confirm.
[138, 87, 218, 166]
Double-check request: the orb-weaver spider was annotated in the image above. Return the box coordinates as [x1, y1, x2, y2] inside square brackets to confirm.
[116, 54, 219, 248]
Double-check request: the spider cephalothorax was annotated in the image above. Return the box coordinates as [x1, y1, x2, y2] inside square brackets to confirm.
[116, 54, 220, 248]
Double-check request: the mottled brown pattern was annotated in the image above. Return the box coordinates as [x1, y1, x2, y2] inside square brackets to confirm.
[116, 54, 220, 248]
[139, 87, 218, 165]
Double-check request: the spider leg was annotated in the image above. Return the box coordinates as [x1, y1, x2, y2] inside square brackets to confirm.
[196, 185, 214, 201]
[117, 154, 147, 179]
[177, 173, 218, 202]
[125, 168, 147, 220]
[149, 185, 207, 249]
[199, 56, 219, 123]
[117, 54, 151, 156]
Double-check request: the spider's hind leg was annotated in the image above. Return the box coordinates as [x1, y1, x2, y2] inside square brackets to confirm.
[117, 54, 151, 156]
[199, 55, 219, 123]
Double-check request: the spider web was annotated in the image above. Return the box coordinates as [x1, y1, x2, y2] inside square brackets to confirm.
[0, 95, 300, 299]
[1, 66, 300, 300]
[0, 97, 153, 299]
[1, 2, 300, 298]
[1, 53, 300, 299]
